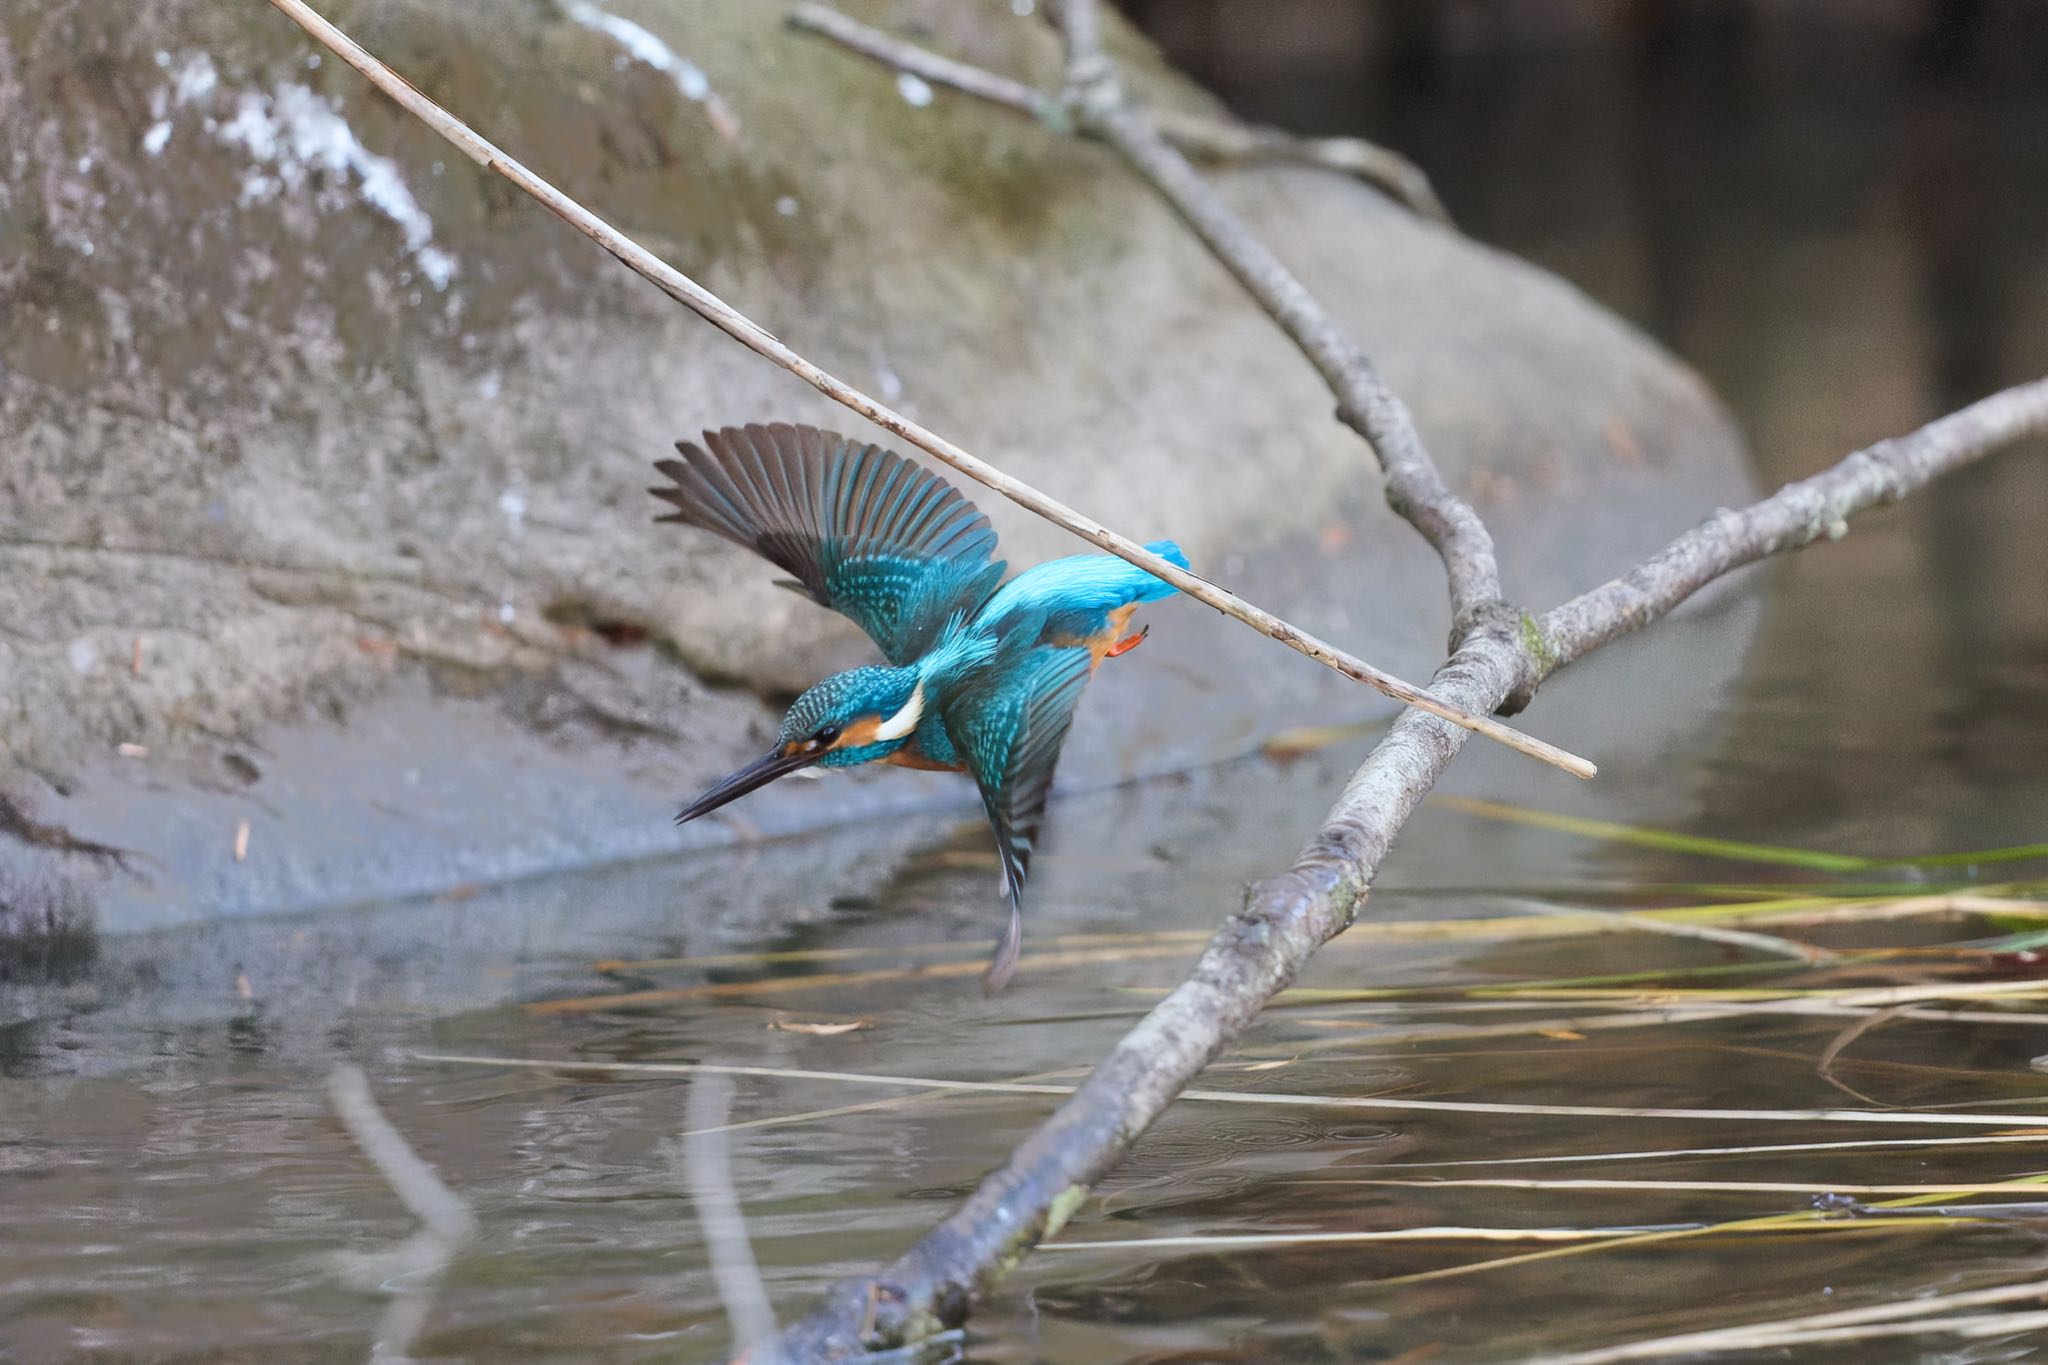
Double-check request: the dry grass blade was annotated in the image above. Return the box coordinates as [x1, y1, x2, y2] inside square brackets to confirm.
[1363, 1132, 2048, 1170]
[1745, 981, 2043, 1007]
[1261, 717, 1389, 762]
[1261, 970, 2048, 1013]
[1291, 1003, 1825, 1050]
[1228, 890, 2037, 968]
[1369, 1209, 1967, 1290]
[1875, 1005, 2048, 1028]
[1050, 1218, 1946, 1261]
[1727, 889, 2045, 925]
[1374, 1167, 2048, 1290]
[594, 928, 1211, 973]
[681, 1094, 932, 1141]
[598, 895, 1893, 982]
[769, 1017, 871, 1036]
[1433, 797, 2048, 873]
[583, 910, 1880, 1035]
[1506, 901, 1831, 964]
[531, 944, 1196, 1013]
[1530, 1276, 2048, 1365]
[411, 1053, 2048, 1127]
[1548, 1309, 2048, 1361]
[1816, 1005, 1907, 1106]
[1255, 959, 1825, 1011]
[1218, 970, 2048, 1066]
[679, 1066, 1088, 1141]
[688, 1014, 2048, 1140]
[1038, 1225, 1687, 1253]
[1135, 891, 2041, 972]
[1419, 979, 2048, 1008]
[1429, 796, 1879, 871]
[1301, 1176, 2048, 1196]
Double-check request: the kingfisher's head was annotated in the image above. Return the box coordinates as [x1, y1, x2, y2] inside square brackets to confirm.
[674, 666, 925, 825]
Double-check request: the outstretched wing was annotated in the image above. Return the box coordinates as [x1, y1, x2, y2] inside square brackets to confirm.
[652, 423, 1005, 665]
[943, 644, 1094, 990]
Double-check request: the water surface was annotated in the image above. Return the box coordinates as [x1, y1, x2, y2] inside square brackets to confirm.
[8, 11, 2048, 1364]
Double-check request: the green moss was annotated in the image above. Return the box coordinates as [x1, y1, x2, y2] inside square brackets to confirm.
[1043, 1183, 1089, 1240]
[1518, 612, 1557, 671]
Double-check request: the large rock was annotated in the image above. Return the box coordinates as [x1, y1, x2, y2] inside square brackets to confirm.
[0, 0, 1753, 941]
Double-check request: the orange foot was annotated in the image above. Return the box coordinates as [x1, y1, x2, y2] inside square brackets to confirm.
[1104, 624, 1150, 659]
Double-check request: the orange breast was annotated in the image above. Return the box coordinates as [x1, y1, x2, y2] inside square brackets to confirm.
[884, 747, 965, 772]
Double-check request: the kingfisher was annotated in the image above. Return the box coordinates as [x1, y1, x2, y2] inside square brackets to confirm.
[652, 423, 1189, 990]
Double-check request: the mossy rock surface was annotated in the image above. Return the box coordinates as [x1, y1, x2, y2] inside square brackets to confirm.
[0, 0, 1753, 933]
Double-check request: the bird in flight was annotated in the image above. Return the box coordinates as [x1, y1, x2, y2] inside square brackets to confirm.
[652, 423, 1189, 990]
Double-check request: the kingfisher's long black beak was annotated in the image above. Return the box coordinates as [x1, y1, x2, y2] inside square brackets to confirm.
[675, 747, 820, 825]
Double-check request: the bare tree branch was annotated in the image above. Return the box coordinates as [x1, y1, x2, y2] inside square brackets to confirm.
[1089, 100, 1509, 636]
[785, 4, 1448, 219]
[1525, 380, 2048, 686]
[747, 1, 2048, 1355]
[795, 4, 1491, 633]
[1150, 113, 1451, 221]
[1047, 0, 1113, 110]
[787, 2, 1056, 117]
[261, 0, 1590, 780]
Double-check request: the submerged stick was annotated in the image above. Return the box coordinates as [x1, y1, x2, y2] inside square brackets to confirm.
[673, 1073, 777, 1353]
[258, 0, 1593, 780]
[326, 1066, 476, 1364]
[328, 1066, 475, 1243]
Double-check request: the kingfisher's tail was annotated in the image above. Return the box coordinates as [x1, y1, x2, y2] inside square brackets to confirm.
[977, 538, 1195, 635]
[1135, 539, 1191, 600]
[1143, 539, 1191, 568]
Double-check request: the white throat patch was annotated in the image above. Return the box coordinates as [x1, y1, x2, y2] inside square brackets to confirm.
[873, 681, 926, 742]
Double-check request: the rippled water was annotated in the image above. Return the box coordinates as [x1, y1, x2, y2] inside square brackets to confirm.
[9, 14, 2048, 1365]
[7, 521, 2047, 1363]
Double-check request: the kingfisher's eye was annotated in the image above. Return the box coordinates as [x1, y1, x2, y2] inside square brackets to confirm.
[813, 725, 842, 746]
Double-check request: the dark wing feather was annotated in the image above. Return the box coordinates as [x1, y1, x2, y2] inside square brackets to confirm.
[943, 644, 1095, 990]
[651, 423, 1004, 664]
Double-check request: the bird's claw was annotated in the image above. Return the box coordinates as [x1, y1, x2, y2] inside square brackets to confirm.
[1104, 624, 1150, 659]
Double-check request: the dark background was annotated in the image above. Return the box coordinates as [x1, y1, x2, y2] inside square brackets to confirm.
[1124, 0, 2048, 480]
[1122, 0, 2048, 852]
